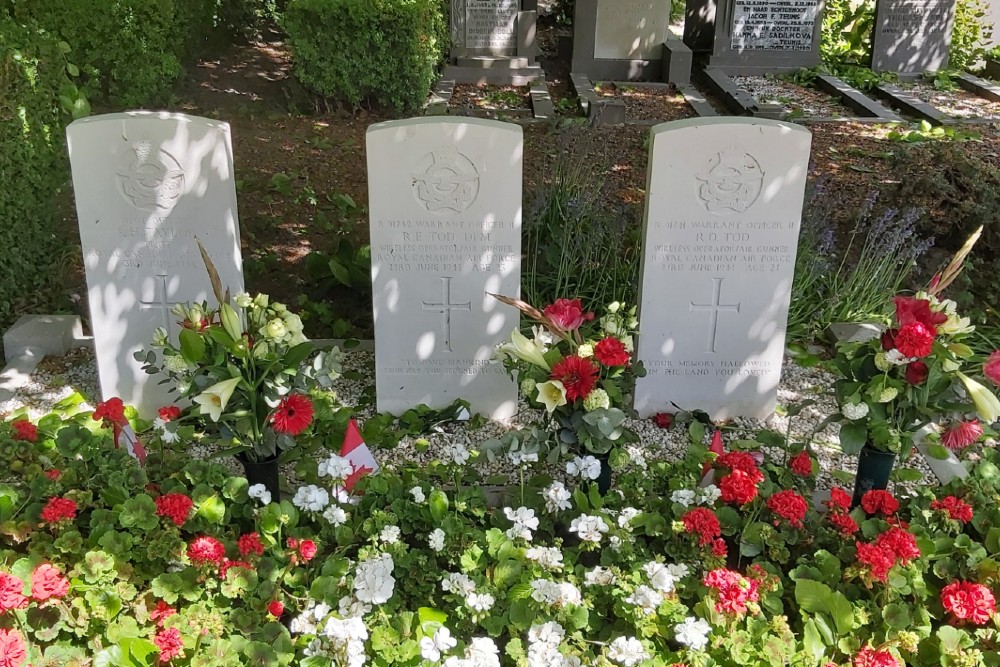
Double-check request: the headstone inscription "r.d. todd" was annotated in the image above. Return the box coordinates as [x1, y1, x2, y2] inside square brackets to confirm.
[67, 112, 244, 418]
[367, 118, 521, 420]
[634, 118, 811, 420]
[871, 0, 956, 74]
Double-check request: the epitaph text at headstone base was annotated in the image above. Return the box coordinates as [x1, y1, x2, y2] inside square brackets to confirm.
[367, 118, 521, 420]
[67, 112, 244, 418]
[634, 118, 811, 420]
[871, 0, 956, 73]
[594, 0, 671, 60]
[467, 0, 520, 51]
[731, 0, 821, 51]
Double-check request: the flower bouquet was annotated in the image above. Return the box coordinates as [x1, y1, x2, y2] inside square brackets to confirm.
[490, 295, 643, 468]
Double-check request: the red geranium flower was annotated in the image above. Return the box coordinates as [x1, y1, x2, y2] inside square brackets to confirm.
[985, 350, 1000, 386]
[854, 645, 901, 667]
[860, 490, 898, 516]
[894, 321, 935, 358]
[703, 568, 759, 616]
[827, 511, 859, 537]
[187, 536, 226, 566]
[10, 420, 37, 443]
[158, 406, 182, 422]
[237, 532, 264, 557]
[875, 527, 920, 564]
[941, 581, 996, 625]
[941, 419, 983, 450]
[905, 361, 929, 385]
[153, 627, 184, 664]
[0, 628, 27, 667]
[826, 487, 852, 511]
[267, 600, 284, 617]
[716, 452, 764, 483]
[155, 493, 194, 527]
[930, 496, 974, 523]
[0, 573, 28, 613]
[652, 412, 673, 429]
[543, 298, 593, 331]
[44, 469, 60, 481]
[789, 451, 813, 476]
[719, 470, 758, 506]
[30, 564, 69, 601]
[40, 496, 77, 523]
[856, 541, 896, 583]
[549, 355, 599, 403]
[149, 600, 176, 626]
[92, 397, 127, 427]
[269, 393, 314, 436]
[682, 508, 721, 545]
[766, 490, 808, 528]
[593, 337, 630, 366]
[711, 538, 727, 557]
[298, 539, 318, 562]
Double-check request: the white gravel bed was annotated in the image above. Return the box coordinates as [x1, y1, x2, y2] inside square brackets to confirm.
[0, 344, 941, 493]
[733, 76, 855, 118]
[896, 80, 1000, 120]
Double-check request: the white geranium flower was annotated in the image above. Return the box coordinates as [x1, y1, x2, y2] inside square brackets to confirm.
[528, 621, 566, 647]
[566, 455, 601, 480]
[323, 505, 348, 526]
[159, 426, 181, 444]
[525, 546, 564, 571]
[541, 481, 572, 513]
[465, 591, 495, 612]
[671, 489, 696, 507]
[442, 573, 477, 596]
[584, 566, 616, 587]
[410, 486, 426, 503]
[569, 514, 608, 543]
[675, 616, 712, 651]
[508, 450, 539, 466]
[617, 507, 641, 528]
[504, 506, 539, 541]
[697, 485, 722, 505]
[467, 637, 500, 667]
[318, 454, 354, 480]
[428, 528, 446, 552]
[338, 595, 371, 619]
[353, 553, 395, 604]
[626, 445, 648, 470]
[292, 485, 330, 512]
[443, 443, 470, 466]
[530, 579, 582, 608]
[606, 636, 650, 666]
[626, 584, 663, 615]
[247, 483, 272, 506]
[380, 525, 401, 544]
[420, 627, 457, 662]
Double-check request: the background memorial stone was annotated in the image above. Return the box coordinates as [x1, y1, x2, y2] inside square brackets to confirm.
[446, 0, 542, 83]
[67, 112, 244, 418]
[366, 118, 521, 420]
[572, 0, 672, 80]
[870, 0, 956, 74]
[634, 117, 812, 420]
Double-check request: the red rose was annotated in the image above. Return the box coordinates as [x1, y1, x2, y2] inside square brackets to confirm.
[543, 298, 594, 331]
[267, 600, 284, 617]
[985, 350, 1000, 387]
[930, 496, 973, 523]
[855, 541, 896, 583]
[941, 581, 996, 625]
[549, 355, 599, 402]
[155, 493, 194, 527]
[0, 573, 27, 613]
[789, 451, 813, 476]
[826, 487, 852, 511]
[893, 296, 947, 330]
[187, 536, 226, 566]
[298, 539, 318, 562]
[827, 511, 859, 537]
[766, 490, 808, 528]
[860, 490, 898, 516]
[893, 321, 935, 358]
[854, 645, 902, 667]
[904, 361, 928, 385]
[0, 628, 27, 667]
[681, 508, 721, 545]
[92, 397, 127, 427]
[149, 600, 176, 626]
[703, 568, 759, 616]
[10, 420, 37, 443]
[269, 393, 314, 436]
[652, 412, 673, 429]
[40, 496, 77, 523]
[158, 406, 182, 422]
[719, 470, 758, 506]
[593, 337, 630, 366]
[30, 564, 69, 601]
[153, 627, 184, 663]
[286, 537, 299, 550]
[237, 532, 265, 557]
[875, 527, 920, 565]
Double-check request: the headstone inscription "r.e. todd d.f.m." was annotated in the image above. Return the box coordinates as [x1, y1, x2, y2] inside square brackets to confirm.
[67, 112, 244, 418]
[367, 118, 521, 420]
[870, 0, 956, 74]
[634, 118, 812, 420]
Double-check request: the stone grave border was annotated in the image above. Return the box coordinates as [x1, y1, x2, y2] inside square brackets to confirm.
[569, 74, 717, 126]
[426, 77, 555, 121]
[873, 76, 1000, 126]
[955, 72, 1000, 103]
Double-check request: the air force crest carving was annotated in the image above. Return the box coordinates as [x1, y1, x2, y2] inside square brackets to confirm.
[412, 145, 481, 215]
[117, 141, 186, 210]
[696, 146, 764, 214]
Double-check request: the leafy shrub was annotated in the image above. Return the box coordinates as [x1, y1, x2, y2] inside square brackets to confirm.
[0, 16, 84, 330]
[951, 0, 993, 70]
[283, 0, 447, 114]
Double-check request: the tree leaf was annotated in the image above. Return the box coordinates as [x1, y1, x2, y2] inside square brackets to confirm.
[838, 422, 868, 455]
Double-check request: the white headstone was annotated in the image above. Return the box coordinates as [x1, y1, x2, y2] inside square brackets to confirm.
[634, 118, 811, 420]
[367, 118, 521, 419]
[67, 112, 244, 418]
[594, 0, 671, 60]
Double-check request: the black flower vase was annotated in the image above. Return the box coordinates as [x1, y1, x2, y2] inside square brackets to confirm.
[238, 454, 281, 502]
[851, 444, 897, 507]
[595, 451, 613, 495]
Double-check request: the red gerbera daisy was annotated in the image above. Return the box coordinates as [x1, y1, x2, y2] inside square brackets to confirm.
[593, 337, 630, 366]
[269, 393, 314, 436]
[941, 419, 983, 450]
[549, 355, 599, 403]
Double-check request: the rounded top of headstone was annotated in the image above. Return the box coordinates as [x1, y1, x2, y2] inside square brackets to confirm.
[366, 116, 523, 138]
[67, 111, 231, 133]
[649, 116, 812, 137]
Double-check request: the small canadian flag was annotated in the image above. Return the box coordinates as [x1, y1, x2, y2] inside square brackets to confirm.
[114, 422, 146, 466]
[341, 419, 379, 492]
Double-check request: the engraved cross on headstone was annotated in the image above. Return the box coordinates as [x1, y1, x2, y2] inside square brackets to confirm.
[690, 277, 741, 354]
[422, 276, 472, 353]
[139, 274, 183, 334]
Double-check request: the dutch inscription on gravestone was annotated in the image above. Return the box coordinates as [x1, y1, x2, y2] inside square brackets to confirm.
[67, 112, 244, 418]
[871, 0, 956, 73]
[465, 0, 519, 51]
[731, 0, 820, 50]
[594, 0, 671, 60]
[634, 118, 811, 420]
[367, 118, 521, 420]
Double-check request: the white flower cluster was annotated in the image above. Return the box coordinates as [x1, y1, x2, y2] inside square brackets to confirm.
[566, 455, 601, 480]
[248, 483, 272, 506]
[410, 486, 426, 503]
[465, 591, 495, 613]
[843, 401, 870, 421]
[584, 566, 617, 587]
[441, 637, 500, 667]
[617, 507, 641, 529]
[530, 579, 582, 608]
[353, 553, 395, 605]
[674, 487, 721, 507]
[428, 528, 446, 552]
[442, 572, 477, 596]
[625, 585, 663, 615]
[318, 454, 354, 480]
[508, 450, 539, 466]
[524, 546, 564, 571]
[569, 514, 609, 543]
[292, 485, 330, 512]
[643, 562, 688, 594]
[625, 444, 648, 470]
[322, 615, 368, 667]
[670, 489, 696, 507]
[379, 525, 401, 544]
[541, 481, 572, 513]
[503, 506, 539, 541]
[420, 627, 458, 663]
[152, 416, 180, 444]
[674, 616, 712, 652]
[526, 622, 579, 667]
[323, 505, 348, 526]
[338, 594, 371, 619]
[289, 600, 332, 636]
[443, 443, 471, 466]
[697, 485, 722, 505]
[606, 637, 650, 667]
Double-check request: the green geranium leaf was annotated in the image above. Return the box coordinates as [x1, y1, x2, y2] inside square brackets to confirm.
[417, 607, 448, 636]
[883, 602, 911, 630]
[179, 328, 206, 364]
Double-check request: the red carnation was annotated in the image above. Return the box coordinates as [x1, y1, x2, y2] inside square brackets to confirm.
[92, 397, 127, 427]
[593, 337, 630, 366]
[158, 406, 182, 422]
[10, 420, 37, 443]
[930, 496, 973, 523]
[543, 298, 594, 331]
[298, 539, 318, 562]
[549, 355, 599, 403]
[826, 487, 852, 512]
[860, 490, 898, 516]
[149, 600, 176, 626]
[904, 361, 928, 386]
[269, 393, 314, 436]
[894, 321, 935, 358]
[652, 412, 673, 429]
[237, 532, 265, 557]
[0, 628, 27, 667]
[0, 573, 28, 613]
[716, 452, 764, 483]
[789, 451, 813, 476]
[941, 581, 996, 625]
[703, 568, 759, 616]
[187, 535, 226, 566]
[856, 541, 896, 583]
[30, 564, 69, 601]
[941, 419, 983, 450]
[153, 627, 184, 664]
[267, 600, 284, 617]
[985, 350, 1000, 386]
[766, 490, 808, 528]
[827, 511, 859, 537]
[682, 508, 721, 545]
[155, 493, 194, 527]
[875, 527, 920, 565]
[719, 470, 758, 506]
[894, 296, 947, 330]
[40, 496, 77, 523]
[854, 645, 901, 667]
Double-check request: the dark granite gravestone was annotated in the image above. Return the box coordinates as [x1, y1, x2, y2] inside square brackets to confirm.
[683, 0, 824, 73]
[571, 0, 673, 80]
[445, 0, 542, 83]
[870, 0, 956, 75]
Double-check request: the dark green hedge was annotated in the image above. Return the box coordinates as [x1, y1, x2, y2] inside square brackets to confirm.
[284, 0, 447, 114]
[0, 16, 80, 328]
